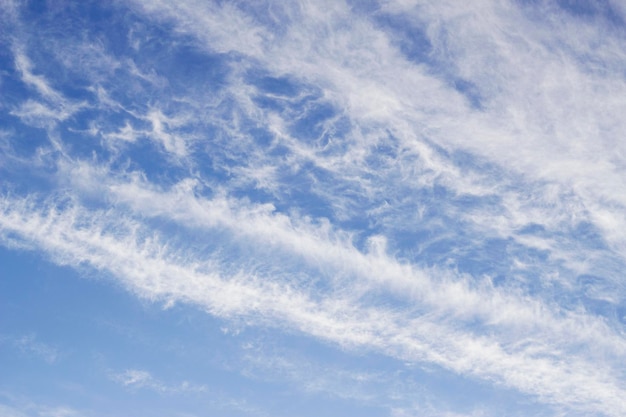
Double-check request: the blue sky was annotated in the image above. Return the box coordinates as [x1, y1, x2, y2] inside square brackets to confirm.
[2, 0, 626, 416]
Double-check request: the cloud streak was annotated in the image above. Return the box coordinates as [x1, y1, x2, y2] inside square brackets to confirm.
[2, 0, 626, 416]
[1, 192, 625, 415]
[110, 369, 206, 394]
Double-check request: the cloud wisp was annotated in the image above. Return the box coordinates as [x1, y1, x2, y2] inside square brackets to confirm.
[1, 193, 625, 416]
[0, 334, 58, 364]
[1, 1, 626, 416]
[110, 369, 206, 394]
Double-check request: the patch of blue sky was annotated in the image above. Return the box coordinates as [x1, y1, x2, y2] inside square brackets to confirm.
[0, 249, 266, 416]
[373, 13, 432, 65]
[250, 77, 349, 151]
[556, 0, 625, 25]
[151, 44, 232, 93]
[249, 73, 304, 98]
[1, 71, 33, 111]
[0, 246, 515, 417]
[372, 11, 485, 109]
[289, 102, 338, 141]
[271, 167, 337, 219]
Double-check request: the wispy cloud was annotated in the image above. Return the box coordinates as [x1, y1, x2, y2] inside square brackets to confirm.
[1, 333, 59, 364]
[110, 369, 206, 394]
[0, 403, 29, 417]
[0, 399, 85, 417]
[2, 1, 626, 416]
[11, 50, 87, 128]
[0, 195, 624, 415]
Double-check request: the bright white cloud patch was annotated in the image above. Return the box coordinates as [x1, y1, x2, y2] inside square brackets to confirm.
[1, 1, 626, 416]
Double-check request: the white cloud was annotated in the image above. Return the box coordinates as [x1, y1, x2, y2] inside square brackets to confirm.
[110, 368, 206, 394]
[10, 100, 80, 128]
[0, 404, 29, 417]
[0, 401, 84, 417]
[3, 1, 626, 416]
[95, 171, 626, 357]
[1, 334, 59, 364]
[142, 109, 190, 157]
[128, 0, 268, 57]
[0, 194, 625, 415]
[9, 49, 87, 129]
[135, 0, 626, 266]
[36, 407, 82, 417]
[13, 51, 65, 103]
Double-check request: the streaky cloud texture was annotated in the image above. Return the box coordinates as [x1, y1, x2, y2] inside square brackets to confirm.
[1, 1, 626, 416]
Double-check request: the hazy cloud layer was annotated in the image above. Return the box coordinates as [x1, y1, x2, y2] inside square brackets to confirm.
[1, 1, 626, 416]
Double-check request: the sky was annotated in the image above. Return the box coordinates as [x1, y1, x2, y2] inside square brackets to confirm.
[1, 0, 626, 416]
